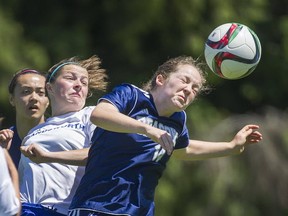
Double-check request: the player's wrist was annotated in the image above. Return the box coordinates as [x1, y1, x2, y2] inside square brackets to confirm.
[229, 140, 245, 154]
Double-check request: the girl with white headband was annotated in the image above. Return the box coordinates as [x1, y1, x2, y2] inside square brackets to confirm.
[18, 55, 108, 216]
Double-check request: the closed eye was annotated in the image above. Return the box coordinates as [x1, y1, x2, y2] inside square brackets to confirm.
[179, 76, 189, 84]
[81, 81, 88, 86]
[64, 76, 74, 80]
[192, 84, 201, 94]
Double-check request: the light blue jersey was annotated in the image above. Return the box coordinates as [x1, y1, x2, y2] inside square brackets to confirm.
[70, 84, 189, 216]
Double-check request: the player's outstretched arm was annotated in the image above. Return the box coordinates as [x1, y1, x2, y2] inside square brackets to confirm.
[173, 124, 262, 160]
[20, 144, 89, 166]
[90, 101, 174, 155]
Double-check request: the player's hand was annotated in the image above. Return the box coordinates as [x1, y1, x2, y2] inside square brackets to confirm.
[0, 129, 14, 149]
[145, 126, 174, 155]
[20, 143, 48, 163]
[231, 124, 263, 152]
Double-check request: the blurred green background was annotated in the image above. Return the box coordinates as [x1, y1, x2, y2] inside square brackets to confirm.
[0, 0, 287, 215]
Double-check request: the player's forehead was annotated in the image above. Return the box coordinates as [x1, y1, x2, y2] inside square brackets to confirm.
[173, 64, 202, 82]
[60, 64, 88, 77]
[16, 73, 46, 86]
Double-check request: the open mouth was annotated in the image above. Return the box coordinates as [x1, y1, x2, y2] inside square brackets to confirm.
[29, 105, 39, 111]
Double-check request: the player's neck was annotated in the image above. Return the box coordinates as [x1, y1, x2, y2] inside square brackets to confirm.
[150, 92, 174, 117]
[16, 116, 45, 139]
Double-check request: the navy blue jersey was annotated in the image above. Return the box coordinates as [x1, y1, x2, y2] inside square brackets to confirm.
[70, 84, 189, 216]
[8, 126, 22, 168]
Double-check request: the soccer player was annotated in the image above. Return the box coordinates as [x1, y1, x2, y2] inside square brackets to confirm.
[0, 69, 49, 168]
[18, 55, 108, 216]
[69, 56, 262, 216]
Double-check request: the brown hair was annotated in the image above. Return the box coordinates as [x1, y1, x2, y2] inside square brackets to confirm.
[80, 55, 108, 93]
[47, 55, 108, 95]
[142, 56, 210, 94]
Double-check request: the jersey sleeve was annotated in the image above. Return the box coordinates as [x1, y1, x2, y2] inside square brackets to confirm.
[175, 124, 189, 149]
[98, 83, 137, 115]
[174, 111, 190, 149]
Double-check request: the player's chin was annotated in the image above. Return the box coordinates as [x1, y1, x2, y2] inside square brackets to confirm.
[72, 101, 86, 109]
[27, 109, 39, 115]
[175, 104, 188, 112]
[181, 106, 189, 111]
[29, 113, 43, 119]
[69, 98, 85, 105]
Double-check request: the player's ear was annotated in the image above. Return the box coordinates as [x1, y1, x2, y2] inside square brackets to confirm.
[9, 95, 15, 107]
[44, 97, 49, 109]
[46, 82, 53, 95]
[155, 74, 165, 86]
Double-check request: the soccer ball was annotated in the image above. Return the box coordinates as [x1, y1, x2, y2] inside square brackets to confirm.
[204, 23, 262, 79]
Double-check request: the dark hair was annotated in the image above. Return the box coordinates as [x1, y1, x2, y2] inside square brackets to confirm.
[8, 69, 46, 94]
[142, 56, 210, 94]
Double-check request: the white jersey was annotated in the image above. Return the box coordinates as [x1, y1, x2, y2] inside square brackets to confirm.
[0, 147, 20, 216]
[19, 106, 96, 215]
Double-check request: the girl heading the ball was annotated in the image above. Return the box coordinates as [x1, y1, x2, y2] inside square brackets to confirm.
[69, 55, 262, 216]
